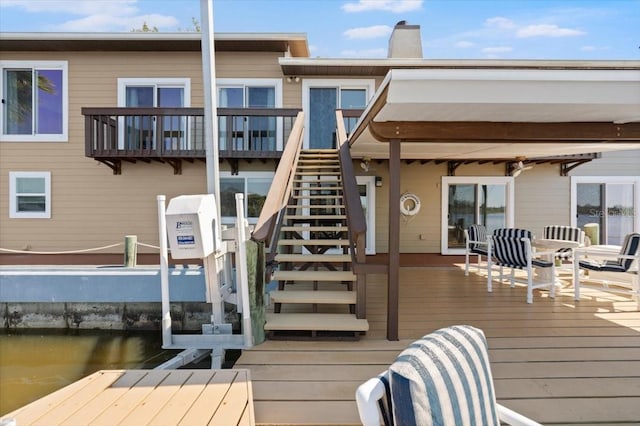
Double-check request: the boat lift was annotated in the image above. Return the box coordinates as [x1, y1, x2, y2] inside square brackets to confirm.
[155, 193, 253, 369]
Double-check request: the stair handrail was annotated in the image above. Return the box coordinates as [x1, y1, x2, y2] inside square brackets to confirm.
[336, 110, 368, 319]
[251, 111, 305, 249]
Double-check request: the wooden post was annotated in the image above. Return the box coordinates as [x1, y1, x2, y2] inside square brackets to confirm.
[124, 235, 137, 267]
[387, 140, 401, 341]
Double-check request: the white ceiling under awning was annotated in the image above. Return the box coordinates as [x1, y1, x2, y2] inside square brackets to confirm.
[349, 67, 640, 160]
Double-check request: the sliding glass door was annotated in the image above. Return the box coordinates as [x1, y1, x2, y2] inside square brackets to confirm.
[441, 177, 514, 254]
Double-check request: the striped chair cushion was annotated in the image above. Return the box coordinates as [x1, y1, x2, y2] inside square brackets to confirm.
[544, 225, 583, 258]
[491, 236, 552, 270]
[492, 228, 532, 239]
[579, 233, 640, 272]
[389, 325, 500, 426]
[468, 225, 488, 255]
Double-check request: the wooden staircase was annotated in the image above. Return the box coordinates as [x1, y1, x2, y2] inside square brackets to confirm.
[264, 149, 369, 339]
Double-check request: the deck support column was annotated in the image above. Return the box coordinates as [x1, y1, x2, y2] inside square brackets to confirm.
[387, 139, 401, 341]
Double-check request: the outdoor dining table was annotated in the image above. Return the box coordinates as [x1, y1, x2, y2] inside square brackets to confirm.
[531, 238, 581, 284]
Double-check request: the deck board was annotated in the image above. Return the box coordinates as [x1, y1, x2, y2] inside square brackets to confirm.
[236, 265, 640, 425]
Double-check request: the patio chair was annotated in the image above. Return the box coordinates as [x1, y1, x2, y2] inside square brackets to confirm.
[574, 232, 640, 310]
[488, 235, 556, 304]
[355, 325, 542, 426]
[464, 224, 489, 276]
[543, 225, 585, 263]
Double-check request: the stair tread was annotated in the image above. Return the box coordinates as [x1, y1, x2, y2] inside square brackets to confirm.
[292, 195, 342, 199]
[275, 253, 352, 262]
[270, 290, 356, 304]
[277, 239, 350, 246]
[286, 205, 345, 209]
[284, 214, 346, 219]
[273, 270, 356, 281]
[264, 313, 369, 332]
[281, 226, 348, 232]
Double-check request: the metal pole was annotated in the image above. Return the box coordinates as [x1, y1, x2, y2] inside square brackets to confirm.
[200, 0, 221, 226]
[157, 195, 172, 348]
[235, 193, 253, 347]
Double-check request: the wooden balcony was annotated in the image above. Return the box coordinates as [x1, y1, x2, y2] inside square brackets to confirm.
[82, 107, 301, 174]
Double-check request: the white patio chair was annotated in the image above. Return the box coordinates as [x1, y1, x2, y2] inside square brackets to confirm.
[543, 225, 585, 267]
[464, 224, 488, 276]
[574, 232, 640, 310]
[488, 235, 556, 304]
[355, 325, 542, 426]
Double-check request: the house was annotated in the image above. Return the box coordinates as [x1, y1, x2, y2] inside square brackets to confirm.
[1, 25, 639, 338]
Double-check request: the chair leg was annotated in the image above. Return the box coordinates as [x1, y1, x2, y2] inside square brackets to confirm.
[573, 261, 581, 302]
[549, 265, 556, 299]
[510, 268, 515, 288]
[527, 270, 533, 304]
[465, 251, 470, 276]
[487, 261, 493, 292]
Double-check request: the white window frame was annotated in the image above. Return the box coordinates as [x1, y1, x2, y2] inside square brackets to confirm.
[302, 79, 375, 149]
[357, 175, 376, 255]
[0, 61, 69, 142]
[440, 176, 515, 255]
[9, 171, 51, 219]
[219, 171, 275, 225]
[217, 78, 283, 149]
[570, 176, 640, 242]
[117, 78, 191, 149]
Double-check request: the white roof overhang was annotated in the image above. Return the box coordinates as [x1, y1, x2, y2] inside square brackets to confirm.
[349, 67, 640, 160]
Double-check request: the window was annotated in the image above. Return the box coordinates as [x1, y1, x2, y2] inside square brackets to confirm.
[1, 61, 68, 142]
[441, 176, 515, 254]
[302, 79, 374, 149]
[571, 177, 640, 245]
[217, 79, 283, 152]
[117, 78, 191, 150]
[9, 172, 51, 218]
[219, 172, 274, 224]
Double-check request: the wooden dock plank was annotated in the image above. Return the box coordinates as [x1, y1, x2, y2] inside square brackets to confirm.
[117, 370, 194, 426]
[178, 370, 239, 425]
[87, 370, 172, 426]
[59, 369, 149, 425]
[6, 370, 122, 425]
[29, 370, 128, 426]
[208, 371, 254, 426]
[150, 370, 216, 425]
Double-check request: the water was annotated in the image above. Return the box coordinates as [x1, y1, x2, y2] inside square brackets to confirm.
[0, 329, 180, 415]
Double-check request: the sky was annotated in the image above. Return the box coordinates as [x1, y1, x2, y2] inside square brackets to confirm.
[0, 0, 638, 60]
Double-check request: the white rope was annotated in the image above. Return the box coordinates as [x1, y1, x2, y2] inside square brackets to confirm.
[0, 242, 123, 255]
[136, 242, 161, 250]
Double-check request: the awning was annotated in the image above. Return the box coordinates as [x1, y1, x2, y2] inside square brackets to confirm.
[349, 67, 640, 160]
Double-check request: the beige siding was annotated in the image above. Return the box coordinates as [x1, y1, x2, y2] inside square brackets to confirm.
[0, 50, 285, 254]
[571, 150, 640, 176]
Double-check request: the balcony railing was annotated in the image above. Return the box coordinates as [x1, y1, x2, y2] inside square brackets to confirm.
[82, 107, 301, 174]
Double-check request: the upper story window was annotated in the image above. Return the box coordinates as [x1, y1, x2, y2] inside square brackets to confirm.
[9, 171, 51, 219]
[1, 61, 68, 142]
[217, 79, 283, 152]
[302, 79, 374, 149]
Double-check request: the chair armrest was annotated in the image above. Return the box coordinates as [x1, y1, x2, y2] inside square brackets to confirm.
[355, 376, 387, 426]
[496, 403, 543, 426]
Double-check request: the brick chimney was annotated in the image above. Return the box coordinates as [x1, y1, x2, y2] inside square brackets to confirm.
[387, 21, 423, 58]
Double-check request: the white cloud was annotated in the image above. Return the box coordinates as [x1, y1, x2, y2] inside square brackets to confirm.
[484, 17, 516, 30]
[455, 41, 475, 48]
[580, 45, 609, 51]
[0, 0, 179, 32]
[340, 48, 388, 58]
[481, 46, 513, 53]
[343, 25, 393, 40]
[342, 0, 423, 13]
[517, 24, 585, 38]
[0, 0, 137, 16]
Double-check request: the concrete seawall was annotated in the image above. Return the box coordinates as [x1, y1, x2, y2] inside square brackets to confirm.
[0, 266, 214, 331]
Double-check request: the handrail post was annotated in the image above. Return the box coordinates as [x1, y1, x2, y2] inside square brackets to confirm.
[336, 110, 368, 319]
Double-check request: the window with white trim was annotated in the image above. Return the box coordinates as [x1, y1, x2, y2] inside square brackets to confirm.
[217, 79, 283, 151]
[9, 171, 51, 218]
[1, 61, 68, 142]
[219, 172, 274, 224]
[571, 176, 640, 245]
[302, 79, 374, 149]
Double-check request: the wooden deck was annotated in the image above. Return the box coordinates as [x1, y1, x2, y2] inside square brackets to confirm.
[2, 369, 254, 425]
[236, 265, 640, 425]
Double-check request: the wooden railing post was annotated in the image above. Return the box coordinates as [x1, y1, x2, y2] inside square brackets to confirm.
[336, 110, 368, 319]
